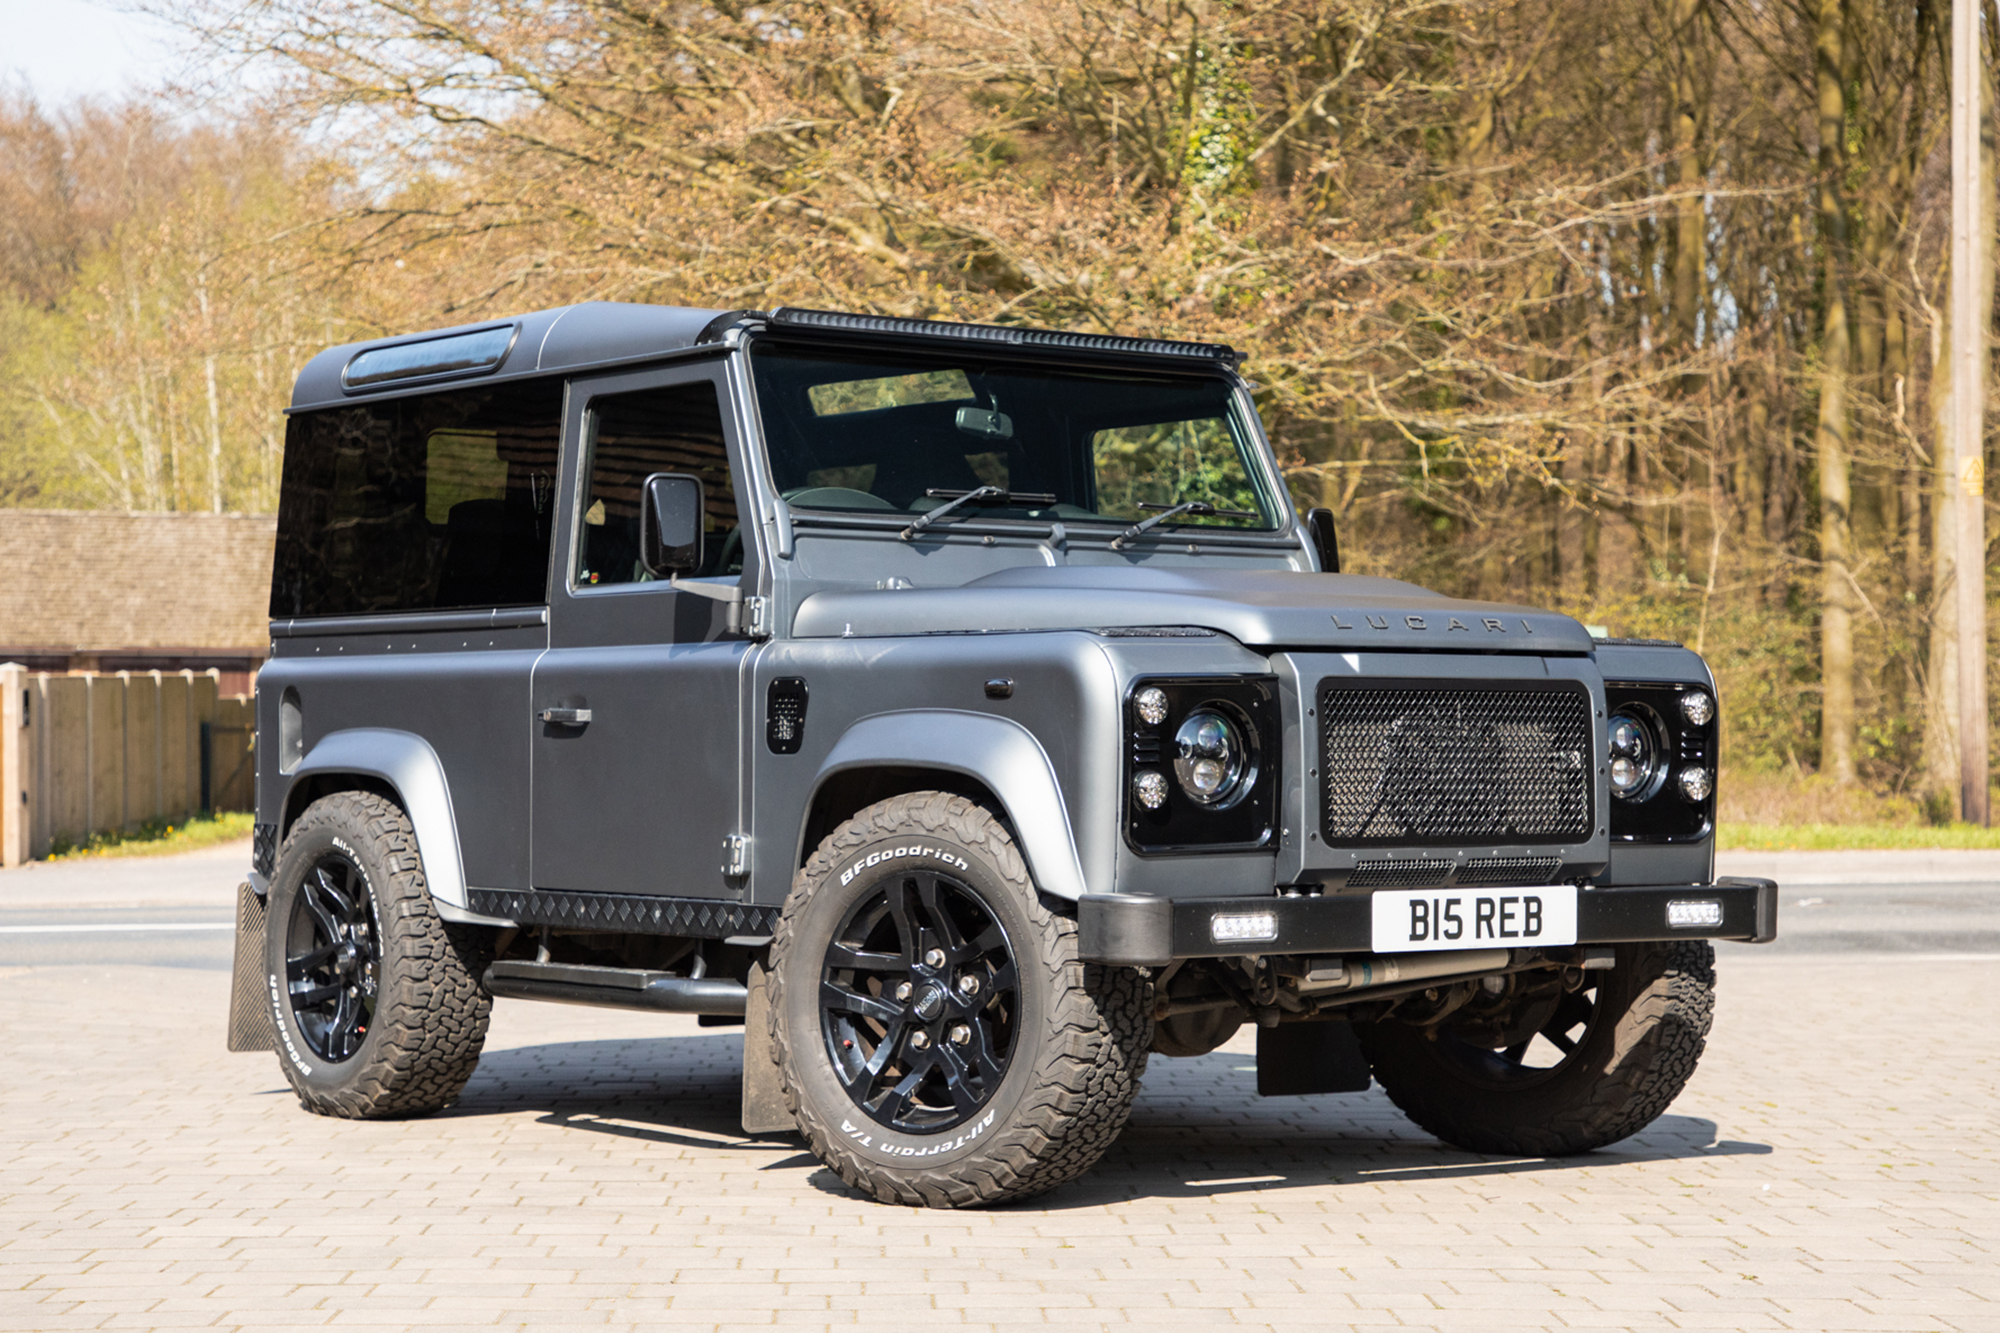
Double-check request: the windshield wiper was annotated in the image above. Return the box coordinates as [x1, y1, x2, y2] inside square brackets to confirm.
[1110, 500, 1260, 550]
[900, 486, 1058, 542]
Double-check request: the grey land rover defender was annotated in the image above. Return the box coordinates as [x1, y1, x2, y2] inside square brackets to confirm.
[229, 302, 1778, 1207]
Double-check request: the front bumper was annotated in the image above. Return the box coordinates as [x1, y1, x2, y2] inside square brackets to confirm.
[1077, 877, 1778, 967]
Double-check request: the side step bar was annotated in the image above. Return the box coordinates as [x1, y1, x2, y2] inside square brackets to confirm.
[482, 960, 749, 1015]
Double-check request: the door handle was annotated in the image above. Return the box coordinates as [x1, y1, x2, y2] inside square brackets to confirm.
[538, 707, 592, 726]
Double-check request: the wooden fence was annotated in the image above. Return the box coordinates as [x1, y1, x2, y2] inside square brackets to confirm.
[0, 665, 255, 866]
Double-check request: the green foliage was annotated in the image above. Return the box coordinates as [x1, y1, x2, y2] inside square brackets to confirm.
[1182, 43, 1257, 201]
[1719, 821, 2000, 851]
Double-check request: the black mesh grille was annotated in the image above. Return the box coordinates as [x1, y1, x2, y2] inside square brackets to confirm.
[1347, 858, 1452, 888]
[1319, 681, 1593, 845]
[1458, 855, 1563, 887]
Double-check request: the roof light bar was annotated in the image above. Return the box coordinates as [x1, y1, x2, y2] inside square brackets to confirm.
[767, 307, 1240, 364]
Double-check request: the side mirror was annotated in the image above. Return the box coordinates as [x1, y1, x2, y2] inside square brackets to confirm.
[639, 472, 705, 577]
[1305, 507, 1341, 574]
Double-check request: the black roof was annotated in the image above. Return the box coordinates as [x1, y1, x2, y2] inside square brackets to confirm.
[288, 303, 1242, 413]
[289, 303, 729, 412]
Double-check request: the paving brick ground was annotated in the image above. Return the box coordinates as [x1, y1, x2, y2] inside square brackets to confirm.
[0, 945, 1994, 1331]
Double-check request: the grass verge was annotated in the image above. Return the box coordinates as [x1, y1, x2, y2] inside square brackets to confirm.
[47, 810, 255, 861]
[1717, 820, 2000, 851]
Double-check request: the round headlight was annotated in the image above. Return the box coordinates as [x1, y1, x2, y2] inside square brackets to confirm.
[1679, 690, 1715, 727]
[1133, 769, 1169, 810]
[1678, 766, 1713, 803]
[1173, 708, 1249, 806]
[1134, 687, 1169, 726]
[1608, 711, 1662, 801]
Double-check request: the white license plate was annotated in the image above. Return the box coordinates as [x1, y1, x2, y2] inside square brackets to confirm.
[1369, 885, 1578, 953]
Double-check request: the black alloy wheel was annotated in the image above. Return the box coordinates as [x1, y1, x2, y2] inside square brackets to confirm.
[1355, 940, 1716, 1157]
[1430, 974, 1602, 1089]
[283, 849, 380, 1062]
[819, 870, 1019, 1133]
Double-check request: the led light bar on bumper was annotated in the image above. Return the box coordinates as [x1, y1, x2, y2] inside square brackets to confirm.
[1124, 676, 1280, 853]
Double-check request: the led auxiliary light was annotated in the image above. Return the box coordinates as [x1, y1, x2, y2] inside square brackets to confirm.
[1679, 690, 1715, 726]
[1667, 899, 1723, 928]
[1134, 687, 1169, 726]
[1210, 911, 1278, 943]
[1677, 766, 1713, 803]
[1133, 770, 1169, 810]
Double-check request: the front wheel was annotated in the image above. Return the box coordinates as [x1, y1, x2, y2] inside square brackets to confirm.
[1355, 940, 1715, 1156]
[768, 792, 1152, 1207]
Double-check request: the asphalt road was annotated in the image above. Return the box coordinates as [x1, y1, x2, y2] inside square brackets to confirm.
[1, 840, 1994, 967]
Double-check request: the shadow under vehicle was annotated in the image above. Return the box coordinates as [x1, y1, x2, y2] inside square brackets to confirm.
[229, 303, 1778, 1208]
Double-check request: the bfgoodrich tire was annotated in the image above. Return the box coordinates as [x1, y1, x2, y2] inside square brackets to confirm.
[264, 791, 493, 1118]
[768, 792, 1152, 1207]
[1355, 940, 1715, 1156]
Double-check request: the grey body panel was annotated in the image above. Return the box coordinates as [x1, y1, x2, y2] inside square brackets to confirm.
[531, 359, 757, 899]
[792, 566, 1595, 652]
[257, 624, 546, 890]
[530, 629, 748, 896]
[286, 727, 470, 908]
[744, 633, 1116, 904]
[813, 710, 1089, 900]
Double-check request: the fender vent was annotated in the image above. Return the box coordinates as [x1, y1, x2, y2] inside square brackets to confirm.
[767, 678, 808, 754]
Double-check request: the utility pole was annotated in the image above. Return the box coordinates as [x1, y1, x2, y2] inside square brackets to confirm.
[1950, 0, 1990, 825]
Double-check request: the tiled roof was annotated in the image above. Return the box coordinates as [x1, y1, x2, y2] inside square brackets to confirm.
[0, 510, 275, 652]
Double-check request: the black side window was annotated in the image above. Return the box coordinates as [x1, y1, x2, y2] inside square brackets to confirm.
[575, 380, 739, 587]
[269, 381, 560, 618]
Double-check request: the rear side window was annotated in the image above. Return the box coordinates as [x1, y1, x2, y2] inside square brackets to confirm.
[270, 381, 561, 618]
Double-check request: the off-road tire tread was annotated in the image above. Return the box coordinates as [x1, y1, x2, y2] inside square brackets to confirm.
[768, 792, 1151, 1207]
[1359, 940, 1715, 1156]
[276, 791, 492, 1119]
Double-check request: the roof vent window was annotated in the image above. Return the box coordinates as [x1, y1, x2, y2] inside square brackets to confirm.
[343, 325, 516, 390]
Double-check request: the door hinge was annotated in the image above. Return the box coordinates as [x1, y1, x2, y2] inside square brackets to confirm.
[721, 833, 751, 878]
[740, 596, 772, 639]
[671, 576, 772, 639]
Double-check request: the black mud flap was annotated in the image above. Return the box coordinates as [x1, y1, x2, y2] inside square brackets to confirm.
[740, 959, 796, 1135]
[227, 881, 276, 1053]
[1256, 1019, 1372, 1096]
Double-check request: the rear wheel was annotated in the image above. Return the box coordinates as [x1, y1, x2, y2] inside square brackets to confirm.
[265, 791, 492, 1118]
[768, 792, 1152, 1207]
[1355, 940, 1715, 1156]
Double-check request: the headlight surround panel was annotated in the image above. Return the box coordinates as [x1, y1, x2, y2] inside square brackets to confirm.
[1125, 676, 1279, 853]
[1604, 681, 1715, 841]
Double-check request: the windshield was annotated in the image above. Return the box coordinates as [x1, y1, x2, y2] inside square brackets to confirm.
[748, 342, 1279, 532]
